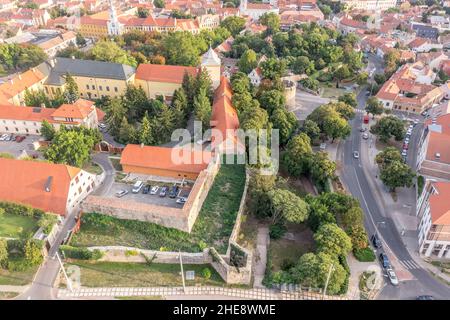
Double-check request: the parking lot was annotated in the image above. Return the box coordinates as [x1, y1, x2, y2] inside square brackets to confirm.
[105, 181, 191, 209]
[0, 134, 42, 158]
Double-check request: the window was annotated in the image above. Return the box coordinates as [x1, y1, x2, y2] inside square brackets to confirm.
[5, 127, 8, 131]
[13, 121, 16, 124]
[114, 87, 118, 92]
[75, 176, 79, 184]
[99, 86, 102, 91]
[78, 187, 82, 194]
[36, 129, 39, 133]
[25, 128, 29, 133]
[34, 122, 36, 126]
[106, 86, 110, 91]
[86, 84, 90, 90]
[92, 85, 95, 90]
[23, 121, 26, 125]
[15, 128, 18, 132]
[51, 87, 55, 94]
[45, 87, 49, 94]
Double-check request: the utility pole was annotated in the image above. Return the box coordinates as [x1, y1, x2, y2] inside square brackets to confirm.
[323, 263, 334, 299]
[179, 251, 186, 293]
[56, 251, 73, 293]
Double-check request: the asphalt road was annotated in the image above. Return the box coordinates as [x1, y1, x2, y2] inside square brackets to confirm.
[16, 153, 114, 300]
[339, 88, 450, 300]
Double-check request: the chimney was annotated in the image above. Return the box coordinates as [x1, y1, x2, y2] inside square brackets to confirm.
[45, 176, 53, 192]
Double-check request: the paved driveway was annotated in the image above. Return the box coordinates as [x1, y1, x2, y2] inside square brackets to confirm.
[0, 134, 42, 158]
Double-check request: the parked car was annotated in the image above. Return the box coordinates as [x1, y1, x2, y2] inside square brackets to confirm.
[142, 185, 151, 194]
[159, 186, 168, 197]
[413, 119, 419, 126]
[169, 185, 179, 198]
[379, 253, 390, 269]
[406, 129, 412, 136]
[371, 234, 382, 249]
[362, 133, 369, 140]
[401, 150, 407, 157]
[115, 190, 128, 198]
[0, 134, 7, 141]
[404, 137, 410, 143]
[386, 268, 399, 286]
[15, 135, 25, 143]
[150, 186, 159, 195]
[360, 127, 367, 132]
[353, 151, 360, 159]
[132, 180, 144, 193]
[176, 197, 187, 204]
[6, 134, 13, 141]
[403, 143, 409, 150]
[98, 123, 107, 130]
[416, 295, 435, 300]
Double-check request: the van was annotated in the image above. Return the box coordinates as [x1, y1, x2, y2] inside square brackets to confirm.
[132, 180, 144, 193]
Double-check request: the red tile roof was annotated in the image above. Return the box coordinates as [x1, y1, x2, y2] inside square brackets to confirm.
[429, 182, 450, 225]
[135, 64, 198, 84]
[120, 144, 211, 174]
[0, 158, 80, 215]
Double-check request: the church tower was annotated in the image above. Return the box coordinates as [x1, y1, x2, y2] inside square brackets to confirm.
[201, 47, 221, 90]
[107, 0, 123, 36]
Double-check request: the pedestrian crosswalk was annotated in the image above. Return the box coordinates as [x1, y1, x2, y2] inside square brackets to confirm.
[398, 259, 421, 270]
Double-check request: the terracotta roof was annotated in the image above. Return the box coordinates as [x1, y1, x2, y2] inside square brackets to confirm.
[429, 182, 450, 225]
[50, 99, 95, 119]
[0, 68, 47, 103]
[210, 76, 243, 151]
[0, 158, 80, 215]
[424, 113, 450, 164]
[120, 144, 211, 174]
[0, 104, 54, 121]
[408, 37, 429, 49]
[135, 64, 198, 84]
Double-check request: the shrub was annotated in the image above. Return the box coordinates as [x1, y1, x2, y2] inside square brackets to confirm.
[24, 239, 44, 266]
[60, 245, 102, 260]
[7, 259, 30, 272]
[417, 175, 425, 196]
[269, 223, 287, 240]
[125, 250, 139, 257]
[198, 240, 208, 251]
[353, 247, 376, 262]
[201, 267, 212, 280]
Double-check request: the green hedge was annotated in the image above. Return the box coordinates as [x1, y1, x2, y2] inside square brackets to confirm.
[60, 245, 103, 260]
[353, 247, 376, 262]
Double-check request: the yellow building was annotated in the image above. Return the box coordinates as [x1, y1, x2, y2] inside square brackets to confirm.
[135, 64, 199, 101]
[79, 16, 109, 39]
[44, 57, 136, 100]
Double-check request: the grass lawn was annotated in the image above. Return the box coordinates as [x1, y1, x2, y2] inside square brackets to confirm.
[71, 163, 246, 253]
[236, 214, 259, 251]
[319, 83, 349, 99]
[268, 223, 315, 272]
[0, 214, 39, 238]
[0, 262, 39, 286]
[83, 162, 104, 175]
[65, 260, 224, 287]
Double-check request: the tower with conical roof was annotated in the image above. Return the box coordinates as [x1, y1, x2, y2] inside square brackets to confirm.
[201, 46, 221, 89]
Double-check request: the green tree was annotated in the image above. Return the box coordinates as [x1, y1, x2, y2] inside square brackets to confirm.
[258, 89, 286, 114]
[239, 105, 270, 134]
[44, 129, 94, 167]
[347, 225, 369, 251]
[299, 78, 319, 92]
[195, 68, 213, 99]
[237, 49, 258, 74]
[63, 73, 79, 103]
[24, 89, 50, 107]
[371, 115, 405, 143]
[182, 71, 197, 107]
[301, 119, 321, 141]
[356, 71, 369, 85]
[314, 223, 352, 256]
[379, 161, 415, 192]
[260, 12, 281, 34]
[76, 33, 86, 47]
[260, 58, 287, 80]
[153, 0, 165, 8]
[151, 103, 176, 144]
[171, 88, 189, 127]
[248, 173, 277, 218]
[0, 238, 7, 268]
[270, 108, 298, 145]
[310, 151, 336, 185]
[123, 84, 150, 121]
[24, 239, 43, 266]
[384, 49, 401, 75]
[291, 252, 347, 295]
[231, 72, 251, 94]
[333, 65, 351, 88]
[267, 188, 310, 224]
[322, 112, 351, 142]
[283, 133, 313, 176]
[137, 7, 149, 18]
[105, 98, 127, 138]
[118, 116, 135, 144]
[220, 16, 246, 36]
[139, 112, 154, 145]
[91, 40, 137, 67]
[291, 56, 315, 75]
[40, 120, 55, 141]
[338, 93, 357, 108]
[194, 87, 212, 129]
[163, 32, 205, 66]
[341, 206, 364, 229]
[365, 97, 384, 118]
[333, 102, 355, 120]
[375, 147, 403, 169]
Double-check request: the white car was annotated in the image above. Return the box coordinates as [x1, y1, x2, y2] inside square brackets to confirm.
[132, 180, 144, 193]
[176, 197, 187, 204]
[362, 133, 369, 140]
[0, 134, 7, 141]
[386, 268, 399, 286]
[115, 189, 128, 198]
[401, 150, 407, 157]
[150, 186, 159, 195]
[353, 151, 360, 159]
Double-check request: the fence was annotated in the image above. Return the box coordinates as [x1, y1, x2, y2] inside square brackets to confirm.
[58, 286, 349, 300]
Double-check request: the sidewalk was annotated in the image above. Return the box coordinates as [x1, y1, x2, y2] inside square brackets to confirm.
[360, 129, 450, 284]
[0, 285, 29, 293]
[253, 226, 269, 288]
